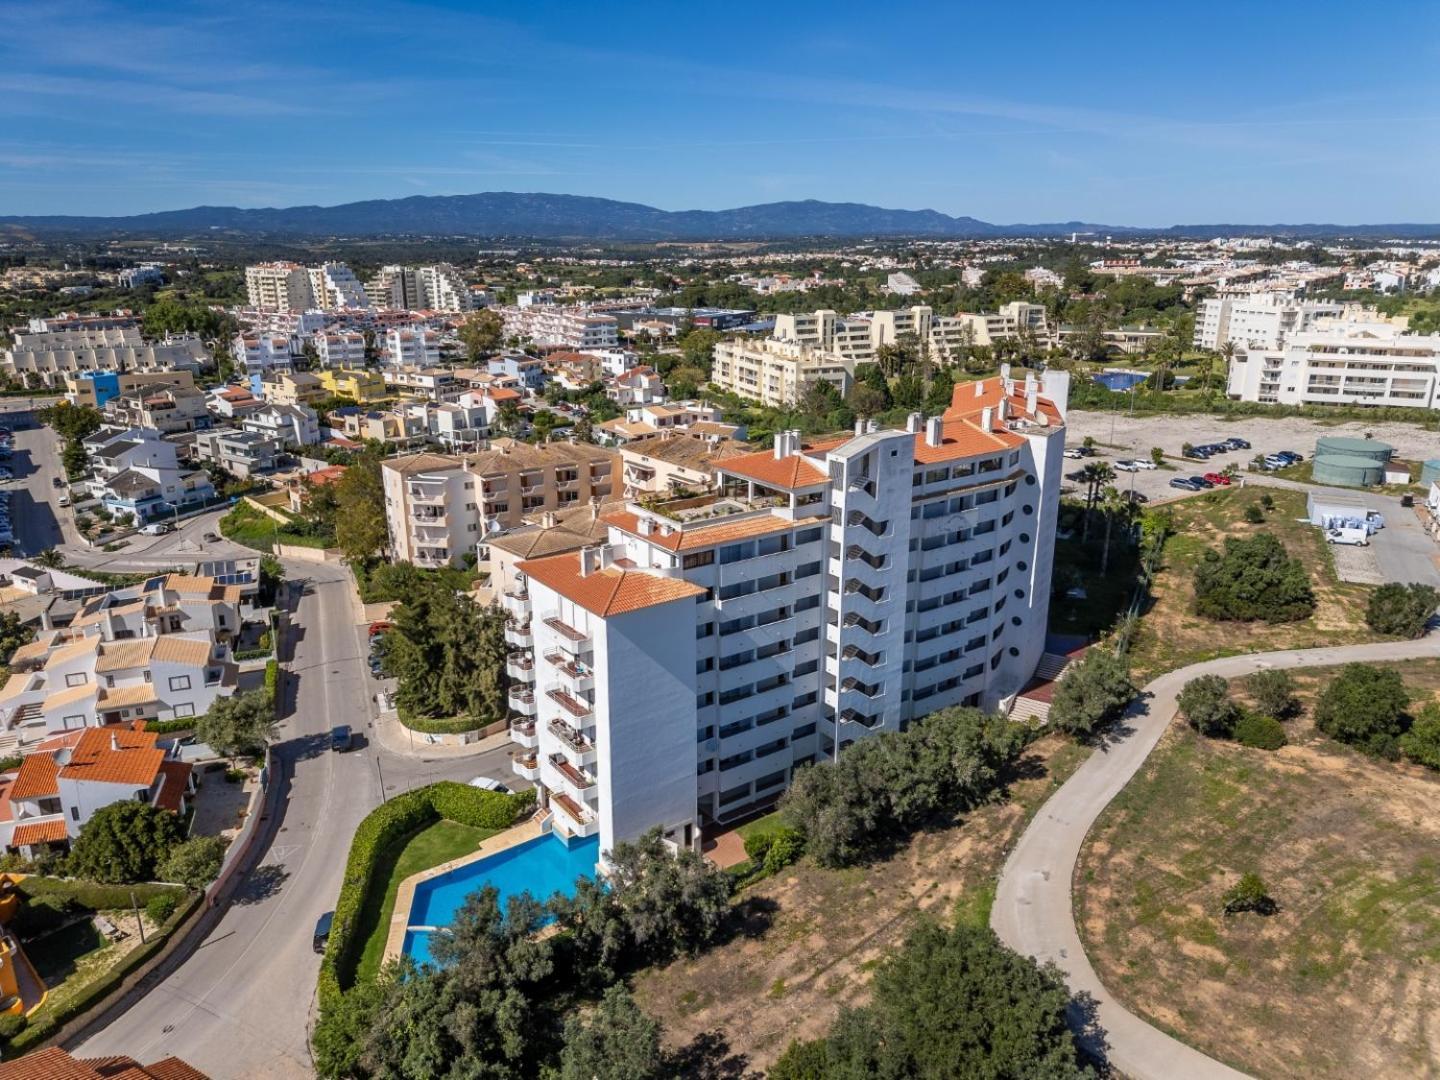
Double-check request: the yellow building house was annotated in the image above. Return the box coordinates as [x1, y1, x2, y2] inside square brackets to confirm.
[318, 368, 388, 403]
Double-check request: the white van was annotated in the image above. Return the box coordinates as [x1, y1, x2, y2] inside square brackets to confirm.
[139, 522, 174, 536]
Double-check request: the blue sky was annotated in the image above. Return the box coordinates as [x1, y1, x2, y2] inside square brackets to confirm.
[1, 0, 1436, 223]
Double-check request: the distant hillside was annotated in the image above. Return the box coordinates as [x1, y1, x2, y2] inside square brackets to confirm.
[0, 192, 1434, 241]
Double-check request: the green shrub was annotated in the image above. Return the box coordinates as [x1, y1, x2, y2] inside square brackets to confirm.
[1233, 712, 1287, 751]
[762, 827, 805, 874]
[1223, 872, 1276, 915]
[1314, 663, 1409, 758]
[158, 836, 227, 889]
[1399, 702, 1440, 770]
[264, 659, 280, 704]
[1246, 668, 1298, 720]
[0, 754, 21, 772]
[742, 829, 777, 862]
[428, 782, 533, 831]
[1243, 503, 1264, 524]
[146, 893, 178, 925]
[0, 1011, 26, 1040]
[143, 717, 195, 735]
[1365, 582, 1440, 639]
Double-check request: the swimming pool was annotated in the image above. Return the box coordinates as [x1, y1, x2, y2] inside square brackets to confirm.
[402, 831, 600, 966]
[1093, 371, 1149, 391]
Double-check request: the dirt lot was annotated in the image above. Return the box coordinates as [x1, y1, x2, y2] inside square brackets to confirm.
[1121, 487, 1378, 681]
[1076, 662, 1440, 1080]
[633, 735, 1090, 1072]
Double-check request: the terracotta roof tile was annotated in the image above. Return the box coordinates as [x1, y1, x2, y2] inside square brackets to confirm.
[43, 682, 97, 711]
[150, 637, 213, 666]
[154, 762, 192, 812]
[603, 509, 802, 552]
[0, 1046, 102, 1080]
[98, 684, 159, 709]
[11, 818, 68, 846]
[713, 446, 828, 490]
[141, 1059, 209, 1080]
[94, 639, 156, 673]
[517, 551, 703, 617]
[9, 754, 59, 800]
[58, 727, 165, 788]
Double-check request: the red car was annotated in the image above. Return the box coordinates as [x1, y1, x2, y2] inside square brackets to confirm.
[367, 621, 393, 638]
[1203, 472, 1232, 486]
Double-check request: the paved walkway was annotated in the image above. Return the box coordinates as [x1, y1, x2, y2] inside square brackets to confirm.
[371, 709, 513, 760]
[992, 635, 1440, 1080]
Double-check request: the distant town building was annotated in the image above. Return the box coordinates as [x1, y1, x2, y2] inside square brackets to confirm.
[366, 264, 475, 312]
[1228, 320, 1440, 409]
[501, 305, 619, 351]
[1194, 293, 1350, 351]
[2, 326, 207, 389]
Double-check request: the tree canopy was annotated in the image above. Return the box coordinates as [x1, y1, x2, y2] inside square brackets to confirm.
[1365, 582, 1439, 639]
[769, 922, 1095, 1080]
[332, 455, 388, 563]
[457, 308, 504, 360]
[1178, 674, 1237, 737]
[69, 801, 184, 884]
[1193, 532, 1315, 623]
[194, 690, 278, 759]
[1313, 663, 1409, 758]
[384, 582, 507, 721]
[1048, 649, 1136, 739]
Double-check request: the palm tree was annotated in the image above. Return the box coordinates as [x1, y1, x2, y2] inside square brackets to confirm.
[1212, 341, 1236, 392]
[33, 548, 64, 569]
[1079, 462, 1115, 541]
[1099, 486, 1137, 574]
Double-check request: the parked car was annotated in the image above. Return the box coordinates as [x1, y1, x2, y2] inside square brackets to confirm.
[139, 522, 174, 535]
[1182, 446, 1210, 459]
[1190, 475, 1215, 488]
[313, 910, 335, 953]
[57, 495, 70, 507]
[367, 621, 393, 638]
[1114, 459, 1140, 472]
[1224, 437, 1251, 450]
[1063, 447, 1086, 460]
[203, 531, 220, 542]
[1169, 477, 1203, 491]
[330, 725, 354, 752]
[1203, 472, 1232, 486]
[1133, 459, 1158, 470]
[1262, 455, 1290, 470]
[51, 476, 62, 488]
[1402, 494, 1416, 508]
[468, 777, 512, 794]
[1121, 490, 1149, 504]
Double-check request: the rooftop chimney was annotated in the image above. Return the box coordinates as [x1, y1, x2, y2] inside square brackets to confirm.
[980, 406, 994, 432]
[974, 380, 984, 398]
[578, 546, 599, 577]
[541, 511, 557, 529]
[638, 516, 653, 536]
[854, 419, 865, 436]
[866, 419, 877, 434]
[925, 416, 944, 447]
[906, 412, 923, 433]
[111, 731, 119, 751]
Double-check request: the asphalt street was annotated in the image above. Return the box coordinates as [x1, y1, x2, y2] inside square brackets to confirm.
[991, 635, 1440, 1080]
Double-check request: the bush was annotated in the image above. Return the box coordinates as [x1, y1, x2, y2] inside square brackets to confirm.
[1193, 532, 1315, 623]
[0, 1012, 27, 1040]
[1314, 663, 1409, 758]
[1223, 872, 1276, 915]
[1365, 582, 1440, 639]
[1178, 674, 1237, 737]
[1246, 668, 1298, 720]
[0, 754, 21, 772]
[1048, 648, 1136, 739]
[1243, 503, 1264, 524]
[1233, 711, 1287, 751]
[159, 836, 227, 889]
[68, 801, 185, 884]
[11, 894, 74, 939]
[1399, 702, 1440, 770]
[264, 659, 280, 704]
[143, 717, 195, 735]
[762, 827, 805, 874]
[742, 828, 778, 862]
[146, 893, 179, 925]
[318, 782, 533, 1004]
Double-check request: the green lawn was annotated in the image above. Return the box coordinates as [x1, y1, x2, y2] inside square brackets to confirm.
[354, 819, 496, 983]
[218, 503, 332, 553]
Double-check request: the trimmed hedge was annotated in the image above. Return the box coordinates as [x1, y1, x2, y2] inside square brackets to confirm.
[13, 877, 185, 913]
[1233, 712, 1288, 751]
[7, 887, 203, 1057]
[143, 718, 194, 735]
[317, 782, 535, 1006]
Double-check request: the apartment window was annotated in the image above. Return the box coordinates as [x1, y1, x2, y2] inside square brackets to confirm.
[696, 622, 715, 639]
[719, 542, 755, 565]
[796, 527, 823, 545]
[720, 616, 754, 636]
[65, 672, 88, 688]
[683, 550, 715, 569]
[795, 561, 821, 579]
[791, 722, 817, 739]
[696, 657, 715, 674]
[717, 580, 755, 602]
[70, 806, 80, 822]
[172, 703, 195, 718]
[792, 691, 818, 709]
[719, 718, 754, 739]
[718, 750, 753, 771]
[696, 691, 715, 708]
[754, 768, 788, 789]
[793, 627, 820, 645]
[718, 783, 752, 806]
[795, 595, 820, 612]
[168, 675, 192, 692]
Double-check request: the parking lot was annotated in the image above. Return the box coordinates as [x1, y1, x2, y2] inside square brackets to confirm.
[1064, 407, 1440, 588]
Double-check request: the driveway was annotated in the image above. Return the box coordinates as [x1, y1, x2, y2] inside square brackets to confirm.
[991, 635, 1440, 1080]
[70, 558, 518, 1078]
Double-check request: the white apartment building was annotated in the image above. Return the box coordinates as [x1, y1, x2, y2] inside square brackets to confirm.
[711, 338, 852, 408]
[367, 264, 476, 312]
[950, 302, 1051, 348]
[312, 330, 369, 369]
[231, 332, 297, 376]
[245, 263, 313, 313]
[1194, 293, 1347, 351]
[245, 262, 369, 312]
[770, 303, 1048, 369]
[501, 305, 619, 350]
[503, 369, 1069, 855]
[382, 328, 442, 368]
[2, 327, 208, 389]
[1228, 321, 1440, 408]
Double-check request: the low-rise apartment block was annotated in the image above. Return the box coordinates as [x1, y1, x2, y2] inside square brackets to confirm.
[502, 369, 1069, 854]
[261, 371, 326, 407]
[103, 383, 212, 434]
[193, 429, 278, 478]
[82, 427, 216, 522]
[501, 305, 619, 351]
[711, 337, 852, 407]
[1195, 293, 1348, 351]
[312, 330, 369, 369]
[382, 328, 442, 368]
[241, 403, 321, 448]
[383, 441, 618, 566]
[1228, 321, 1440, 408]
[3, 326, 208, 389]
[619, 433, 743, 497]
[232, 333, 297, 376]
[318, 368, 388, 403]
[63, 369, 196, 409]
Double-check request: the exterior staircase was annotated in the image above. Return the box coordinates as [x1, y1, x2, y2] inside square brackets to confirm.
[1032, 652, 1073, 681]
[1008, 696, 1053, 724]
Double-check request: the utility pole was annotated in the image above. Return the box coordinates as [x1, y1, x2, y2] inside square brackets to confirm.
[375, 756, 388, 803]
[130, 890, 146, 943]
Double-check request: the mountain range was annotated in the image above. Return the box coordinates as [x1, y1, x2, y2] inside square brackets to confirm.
[1, 192, 1436, 241]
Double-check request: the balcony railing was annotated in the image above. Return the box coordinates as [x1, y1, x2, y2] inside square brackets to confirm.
[546, 687, 592, 720]
[549, 753, 596, 791]
[547, 719, 594, 754]
[543, 616, 590, 645]
[544, 651, 592, 681]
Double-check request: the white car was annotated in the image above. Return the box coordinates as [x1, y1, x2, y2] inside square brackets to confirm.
[1063, 448, 1085, 460]
[139, 522, 175, 536]
[1133, 459, 1159, 470]
[1114, 460, 1140, 472]
[468, 776, 512, 793]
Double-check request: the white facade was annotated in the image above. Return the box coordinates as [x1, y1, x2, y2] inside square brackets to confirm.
[382, 328, 442, 367]
[1228, 322, 1440, 408]
[711, 338, 851, 407]
[367, 264, 474, 312]
[312, 330, 368, 369]
[307, 263, 370, 310]
[245, 262, 369, 312]
[1194, 293, 1346, 351]
[501, 305, 619, 350]
[231, 333, 296, 376]
[506, 370, 1068, 856]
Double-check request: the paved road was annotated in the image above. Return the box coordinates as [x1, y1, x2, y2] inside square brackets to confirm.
[992, 635, 1440, 1080]
[70, 559, 518, 1077]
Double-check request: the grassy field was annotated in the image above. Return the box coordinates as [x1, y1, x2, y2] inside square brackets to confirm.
[354, 818, 495, 983]
[218, 503, 332, 553]
[1125, 487, 1378, 681]
[25, 909, 159, 1024]
[1076, 663, 1440, 1079]
[632, 734, 1091, 1073]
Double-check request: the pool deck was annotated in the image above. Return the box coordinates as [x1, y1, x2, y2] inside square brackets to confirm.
[383, 816, 545, 966]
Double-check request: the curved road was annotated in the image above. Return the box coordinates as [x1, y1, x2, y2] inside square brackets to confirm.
[992, 635, 1440, 1080]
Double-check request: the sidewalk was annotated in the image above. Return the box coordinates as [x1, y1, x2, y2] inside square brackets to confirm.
[371, 705, 514, 759]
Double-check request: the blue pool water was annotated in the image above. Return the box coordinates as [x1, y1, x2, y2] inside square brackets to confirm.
[402, 831, 600, 966]
[1093, 371, 1149, 391]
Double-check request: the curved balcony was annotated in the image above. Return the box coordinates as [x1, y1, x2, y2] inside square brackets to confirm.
[501, 589, 530, 619]
[508, 720, 538, 749]
[544, 651, 595, 692]
[549, 792, 599, 838]
[506, 652, 535, 683]
[548, 753, 597, 796]
[543, 616, 591, 650]
[508, 687, 536, 717]
[546, 687, 593, 723]
[547, 719, 597, 768]
[504, 621, 532, 648]
[511, 752, 539, 781]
